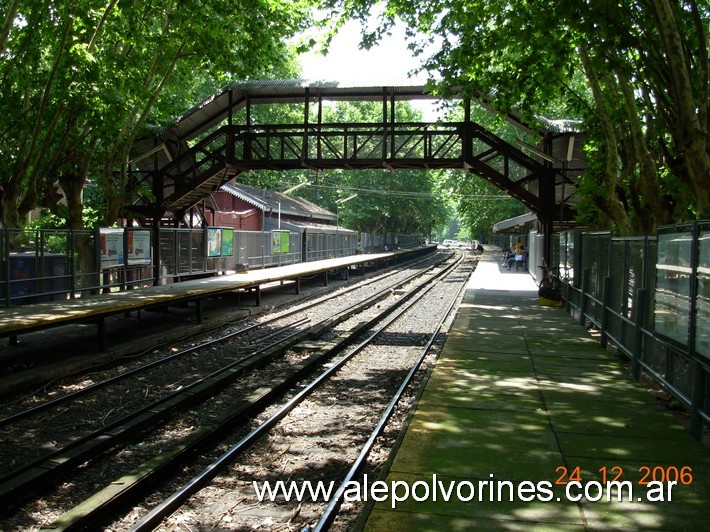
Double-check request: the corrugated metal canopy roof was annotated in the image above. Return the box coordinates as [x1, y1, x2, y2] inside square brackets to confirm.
[492, 212, 538, 233]
[536, 117, 585, 134]
[132, 78, 585, 168]
[167, 79, 436, 143]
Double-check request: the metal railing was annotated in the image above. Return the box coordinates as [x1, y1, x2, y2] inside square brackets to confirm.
[0, 228, 154, 305]
[235, 230, 303, 269]
[142, 120, 551, 216]
[0, 227, 425, 306]
[555, 227, 709, 440]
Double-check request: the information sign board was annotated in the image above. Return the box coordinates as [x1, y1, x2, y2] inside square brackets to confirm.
[126, 230, 151, 266]
[221, 228, 234, 257]
[207, 227, 222, 257]
[99, 228, 124, 268]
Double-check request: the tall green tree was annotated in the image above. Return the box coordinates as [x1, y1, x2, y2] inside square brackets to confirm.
[327, 166, 448, 235]
[322, 0, 708, 234]
[0, 0, 313, 228]
[436, 102, 533, 240]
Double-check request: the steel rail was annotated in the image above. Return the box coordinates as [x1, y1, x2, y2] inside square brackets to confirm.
[1, 254, 447, 508]
[43, 253, 461, 530]
[314, 254, 469, 530]
[0, 319, 295, 428]
[0, 252, 434, 426]
[128, 252, 465, 531]
[0, 326, 310, 506]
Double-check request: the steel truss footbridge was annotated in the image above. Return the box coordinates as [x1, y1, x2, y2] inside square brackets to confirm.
[129, 80, 581, 239]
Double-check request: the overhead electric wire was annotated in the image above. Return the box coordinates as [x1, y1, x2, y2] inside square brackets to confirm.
[238, 176, 512, 201]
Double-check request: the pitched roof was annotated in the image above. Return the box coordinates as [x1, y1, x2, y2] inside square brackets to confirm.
[220, 182, 336, 221]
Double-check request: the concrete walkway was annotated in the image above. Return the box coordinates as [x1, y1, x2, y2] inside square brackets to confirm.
[364, 250, 709, 530]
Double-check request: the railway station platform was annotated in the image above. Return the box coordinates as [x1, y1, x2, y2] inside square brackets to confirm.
[0, 248, 433, 395]
[364, 249, 709, 530]
[0, 248, 430, 352]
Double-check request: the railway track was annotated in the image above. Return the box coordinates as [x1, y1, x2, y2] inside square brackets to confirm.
[131, 250, 472, 532]
[0, 253, 439, 433]
[0, 249, 473, 530]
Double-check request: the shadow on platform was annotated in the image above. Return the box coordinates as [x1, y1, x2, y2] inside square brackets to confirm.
[365, 250, 709, 531]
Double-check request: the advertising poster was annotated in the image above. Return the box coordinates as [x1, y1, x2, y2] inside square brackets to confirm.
[271, 230, 282, 254]
[99, 228, 124, 268]
[127, 230, 152, 266]
[207, 227, 222, 257]
[221, 228, 234, 257]
[271, 230, 290, 254]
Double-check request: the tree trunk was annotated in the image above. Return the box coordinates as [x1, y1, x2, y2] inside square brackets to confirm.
[618, 69, 668, 232]
[0, 0, 20, 53]
[1, 186, 24, 230]
[579, 46, 632, 234]
[649, 0, 709, 215]
[102, 40, 187, 225]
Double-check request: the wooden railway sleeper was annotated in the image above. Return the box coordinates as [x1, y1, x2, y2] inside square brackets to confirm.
[0, 328, 311, 507]
[44, 331, 360, 530]
[1, 269, 421, 509]
[45, 280, 441, 530]
[3, 253, 453, 515]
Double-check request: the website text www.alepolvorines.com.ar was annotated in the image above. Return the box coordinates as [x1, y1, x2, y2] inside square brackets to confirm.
[252, 473, 681, 509]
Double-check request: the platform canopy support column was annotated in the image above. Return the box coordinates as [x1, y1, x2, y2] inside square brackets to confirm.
[152, 215, 162, 287]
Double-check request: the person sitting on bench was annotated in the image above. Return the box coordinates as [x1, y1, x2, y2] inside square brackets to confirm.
[513, 246, 526, 271]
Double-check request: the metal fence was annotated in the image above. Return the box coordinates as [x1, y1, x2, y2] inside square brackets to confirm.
[360, 233, 425, 253]
[304, 231, 355, 261]
[555, 226, 709, 439]
[159, 227, 210, 279]
[235, 230, 303, 268]
[0, 227, 425, 307]
[0, 227, 154, 305]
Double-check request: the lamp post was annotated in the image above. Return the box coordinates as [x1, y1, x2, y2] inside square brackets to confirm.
[335, 194, 358, 257]
[335, 193, 358, 226]
[278, 182, 309, 230]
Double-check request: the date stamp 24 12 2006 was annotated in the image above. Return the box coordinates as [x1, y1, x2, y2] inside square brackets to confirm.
[554, 465, 694, 503]
[555, 465, 694, 486]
